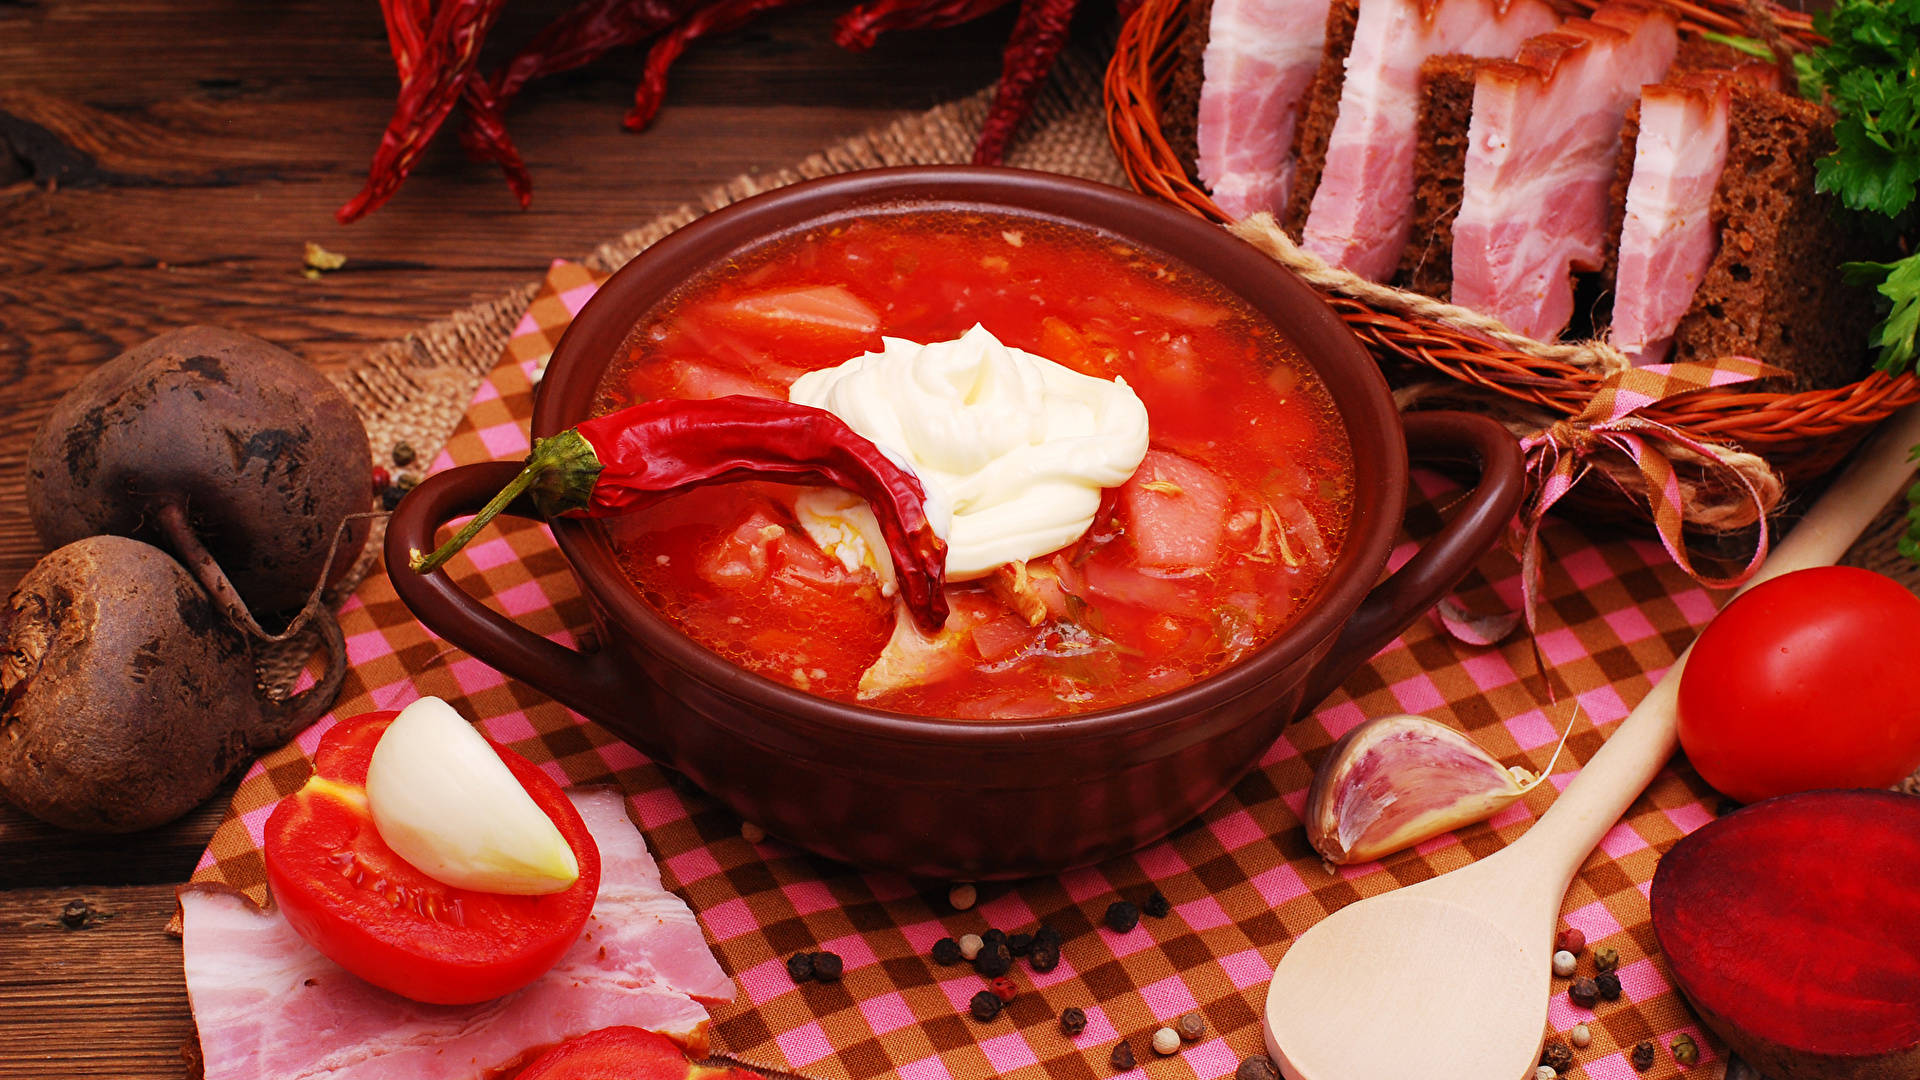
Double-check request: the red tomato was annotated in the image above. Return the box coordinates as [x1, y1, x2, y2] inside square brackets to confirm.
[513, 1027, 751, 1080]
[264, 711, 601, 1005]
[1677, 566, 1920, 803]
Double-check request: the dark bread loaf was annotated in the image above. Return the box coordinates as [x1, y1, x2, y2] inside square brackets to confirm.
[1399, 54, 1481, 298]
[1162, 0, 1216, 184]
[1280, 0, 1361, 234]
[1600, 50, 1776, 295]
[1665, 82, 1886, 390]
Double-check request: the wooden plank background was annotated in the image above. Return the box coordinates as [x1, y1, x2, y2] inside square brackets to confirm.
[0, 0, 1054, 1072]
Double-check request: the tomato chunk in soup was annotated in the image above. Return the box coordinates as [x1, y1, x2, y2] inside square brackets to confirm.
[593, 209, 1352, 719]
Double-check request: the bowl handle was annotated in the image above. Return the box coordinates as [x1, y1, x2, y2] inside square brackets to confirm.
[385, 461, 632, 728]
[1299, 410, 1525, 710]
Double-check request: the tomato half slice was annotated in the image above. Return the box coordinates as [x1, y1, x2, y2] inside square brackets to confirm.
[264, 710, 601, 1004]
[514, 1027, 753, 1080]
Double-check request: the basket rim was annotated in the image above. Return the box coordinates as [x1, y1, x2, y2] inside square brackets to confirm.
[1103, 0, 1920, 431]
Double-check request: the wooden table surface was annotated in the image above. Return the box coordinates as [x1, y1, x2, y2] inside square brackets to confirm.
[0, 2, 1035, 1073]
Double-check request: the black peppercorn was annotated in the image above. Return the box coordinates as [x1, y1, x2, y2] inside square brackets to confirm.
[1008, 932, 1033, 957]
[810, 951, 843, 982]
[1541, 1042, 1574, 1074]
[1032, 924, 1063, 948]
[1110, 1041, 1136, 1071]
[59, 899, 90, 929]
[1060, 1006, 1088, 1036]
[1143, 890, 1171, 918]
[1595, 971, 1622, 1001]
[931, 937, 962, 965]
[1235, 1056, 1281, 1080]
[1105, 900, 1141, 933]
[1569, 976, 1600, 1008]
[786, 953, 814, 983]
[381, 485, 408, 511]
[970, 989, 1003, 1022]
[974, 941, 1013, 977]
[981, 928, 1007, 949]
[1631, 1040, 1656, 1072]
[1028, 940, 1060, 973]
[391, 441, 417, 467]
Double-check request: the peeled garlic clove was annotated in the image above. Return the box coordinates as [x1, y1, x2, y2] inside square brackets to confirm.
[365, 696, 579, 894]
[1304, 713, 1539, 865]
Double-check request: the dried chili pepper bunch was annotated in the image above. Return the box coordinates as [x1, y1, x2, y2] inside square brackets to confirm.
[339, 0, 1098, 221]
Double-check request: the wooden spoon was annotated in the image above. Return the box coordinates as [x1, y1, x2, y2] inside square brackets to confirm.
[1263, 406, 1920, 1080]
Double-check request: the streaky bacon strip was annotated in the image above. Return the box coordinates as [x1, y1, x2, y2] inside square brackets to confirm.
[1610, 61, 1779, 364]
[182, 790, 733, 1080]
[1299, 0, 1561, 281]
[1611, 73, 1733, 365]
[1450, 1, 1680, 340]
[1194, 0, 1335, 220]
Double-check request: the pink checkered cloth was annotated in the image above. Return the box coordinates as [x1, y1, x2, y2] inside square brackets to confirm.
[186, 260, 1736, 1080]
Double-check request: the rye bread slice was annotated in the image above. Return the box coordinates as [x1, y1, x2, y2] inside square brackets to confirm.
[1279, 0, 1360, 234]
[1162, 0, 1216, 184]
[1663, 82, 1888, 390]
[1400, 54, 1480, 298]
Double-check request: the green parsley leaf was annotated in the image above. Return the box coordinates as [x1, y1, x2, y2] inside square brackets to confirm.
[1800, 0, 1920, 218]
[1841, 252, 1920, 372]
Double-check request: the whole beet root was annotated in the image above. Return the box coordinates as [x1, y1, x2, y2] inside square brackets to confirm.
[0, 536, 345, 833]
[26, 326, 372, 632]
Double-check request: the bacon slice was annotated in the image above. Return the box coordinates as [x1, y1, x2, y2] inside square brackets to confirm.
[182, 790, 733, 1080]
[1610, 63, 1779, 364]
[1194, 0, 1336, 219]
[1450, 1, 1679, 340]
[1300, 0, 1560, 281]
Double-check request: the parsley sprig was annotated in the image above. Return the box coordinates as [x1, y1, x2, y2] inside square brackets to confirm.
[1795, 0, 1920, 559]
[1797, 0, 1920, 374]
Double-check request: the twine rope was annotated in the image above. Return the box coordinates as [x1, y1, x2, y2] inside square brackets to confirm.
[1229, 214, 1636, 377]
[1228, 213, 1784, 533]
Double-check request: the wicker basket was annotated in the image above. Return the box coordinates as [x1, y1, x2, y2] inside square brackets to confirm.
[1104, 0, 1920, 502]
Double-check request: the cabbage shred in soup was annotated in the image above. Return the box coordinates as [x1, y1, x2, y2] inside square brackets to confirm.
[592, 208, 1352, 719]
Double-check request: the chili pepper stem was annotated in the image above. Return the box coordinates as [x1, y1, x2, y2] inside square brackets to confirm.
[409, 429, 602, 574]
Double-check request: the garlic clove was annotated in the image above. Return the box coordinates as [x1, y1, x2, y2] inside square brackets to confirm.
[365, 696, 579, 895]
[1304, 713, 1546, 865]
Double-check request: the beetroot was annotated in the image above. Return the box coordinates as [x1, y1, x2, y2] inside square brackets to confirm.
[25, 326, 372, 633]
[0, 536, 345, 832]
[1651, 790, 1920, 1080]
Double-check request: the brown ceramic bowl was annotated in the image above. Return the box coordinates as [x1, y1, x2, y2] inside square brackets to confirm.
[387, 167, 1523, 880]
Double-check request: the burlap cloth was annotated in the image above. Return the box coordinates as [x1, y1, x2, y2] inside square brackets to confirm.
[214, 46, 1919, 1080]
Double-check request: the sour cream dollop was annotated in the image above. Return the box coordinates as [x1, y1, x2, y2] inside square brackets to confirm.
[788, 324, 1150, 581]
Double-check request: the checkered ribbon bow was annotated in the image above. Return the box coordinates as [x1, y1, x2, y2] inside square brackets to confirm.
[1518, 356, 1787, 630]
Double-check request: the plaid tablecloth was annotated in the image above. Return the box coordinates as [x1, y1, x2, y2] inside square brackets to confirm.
[188, 260, 1737, 1080]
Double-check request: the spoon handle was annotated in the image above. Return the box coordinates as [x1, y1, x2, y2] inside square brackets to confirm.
[1507, 405, 1920, 890]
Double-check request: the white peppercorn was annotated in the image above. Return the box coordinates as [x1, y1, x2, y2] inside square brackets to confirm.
[1551, 949, 1578, 977]
[1570, 1023, 1591, 1049]
[740, 821, 767, 844]
[1151, 1027, 1181, 1056]
[958, 933, 984, 961]
[1536, 1067, 1557, 1080]
[949, 883, 978, 911]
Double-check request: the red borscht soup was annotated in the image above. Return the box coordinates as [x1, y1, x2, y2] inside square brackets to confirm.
[592, 209, 1352, 719]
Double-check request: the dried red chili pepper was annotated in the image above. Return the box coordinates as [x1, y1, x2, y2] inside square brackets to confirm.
[971, 0, 1079, 166]
[456, 0, 705, 188]
[458, 77, 533, 208]
[339, 0, 510, 224]
[489, 0, 704, 109]
[408, 395, 949, 628]
[627, 0, 820, 132]
[832, 0, 1014, 51]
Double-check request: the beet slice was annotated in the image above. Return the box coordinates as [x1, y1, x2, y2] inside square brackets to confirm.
[1651, 790, 1920, 1080]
